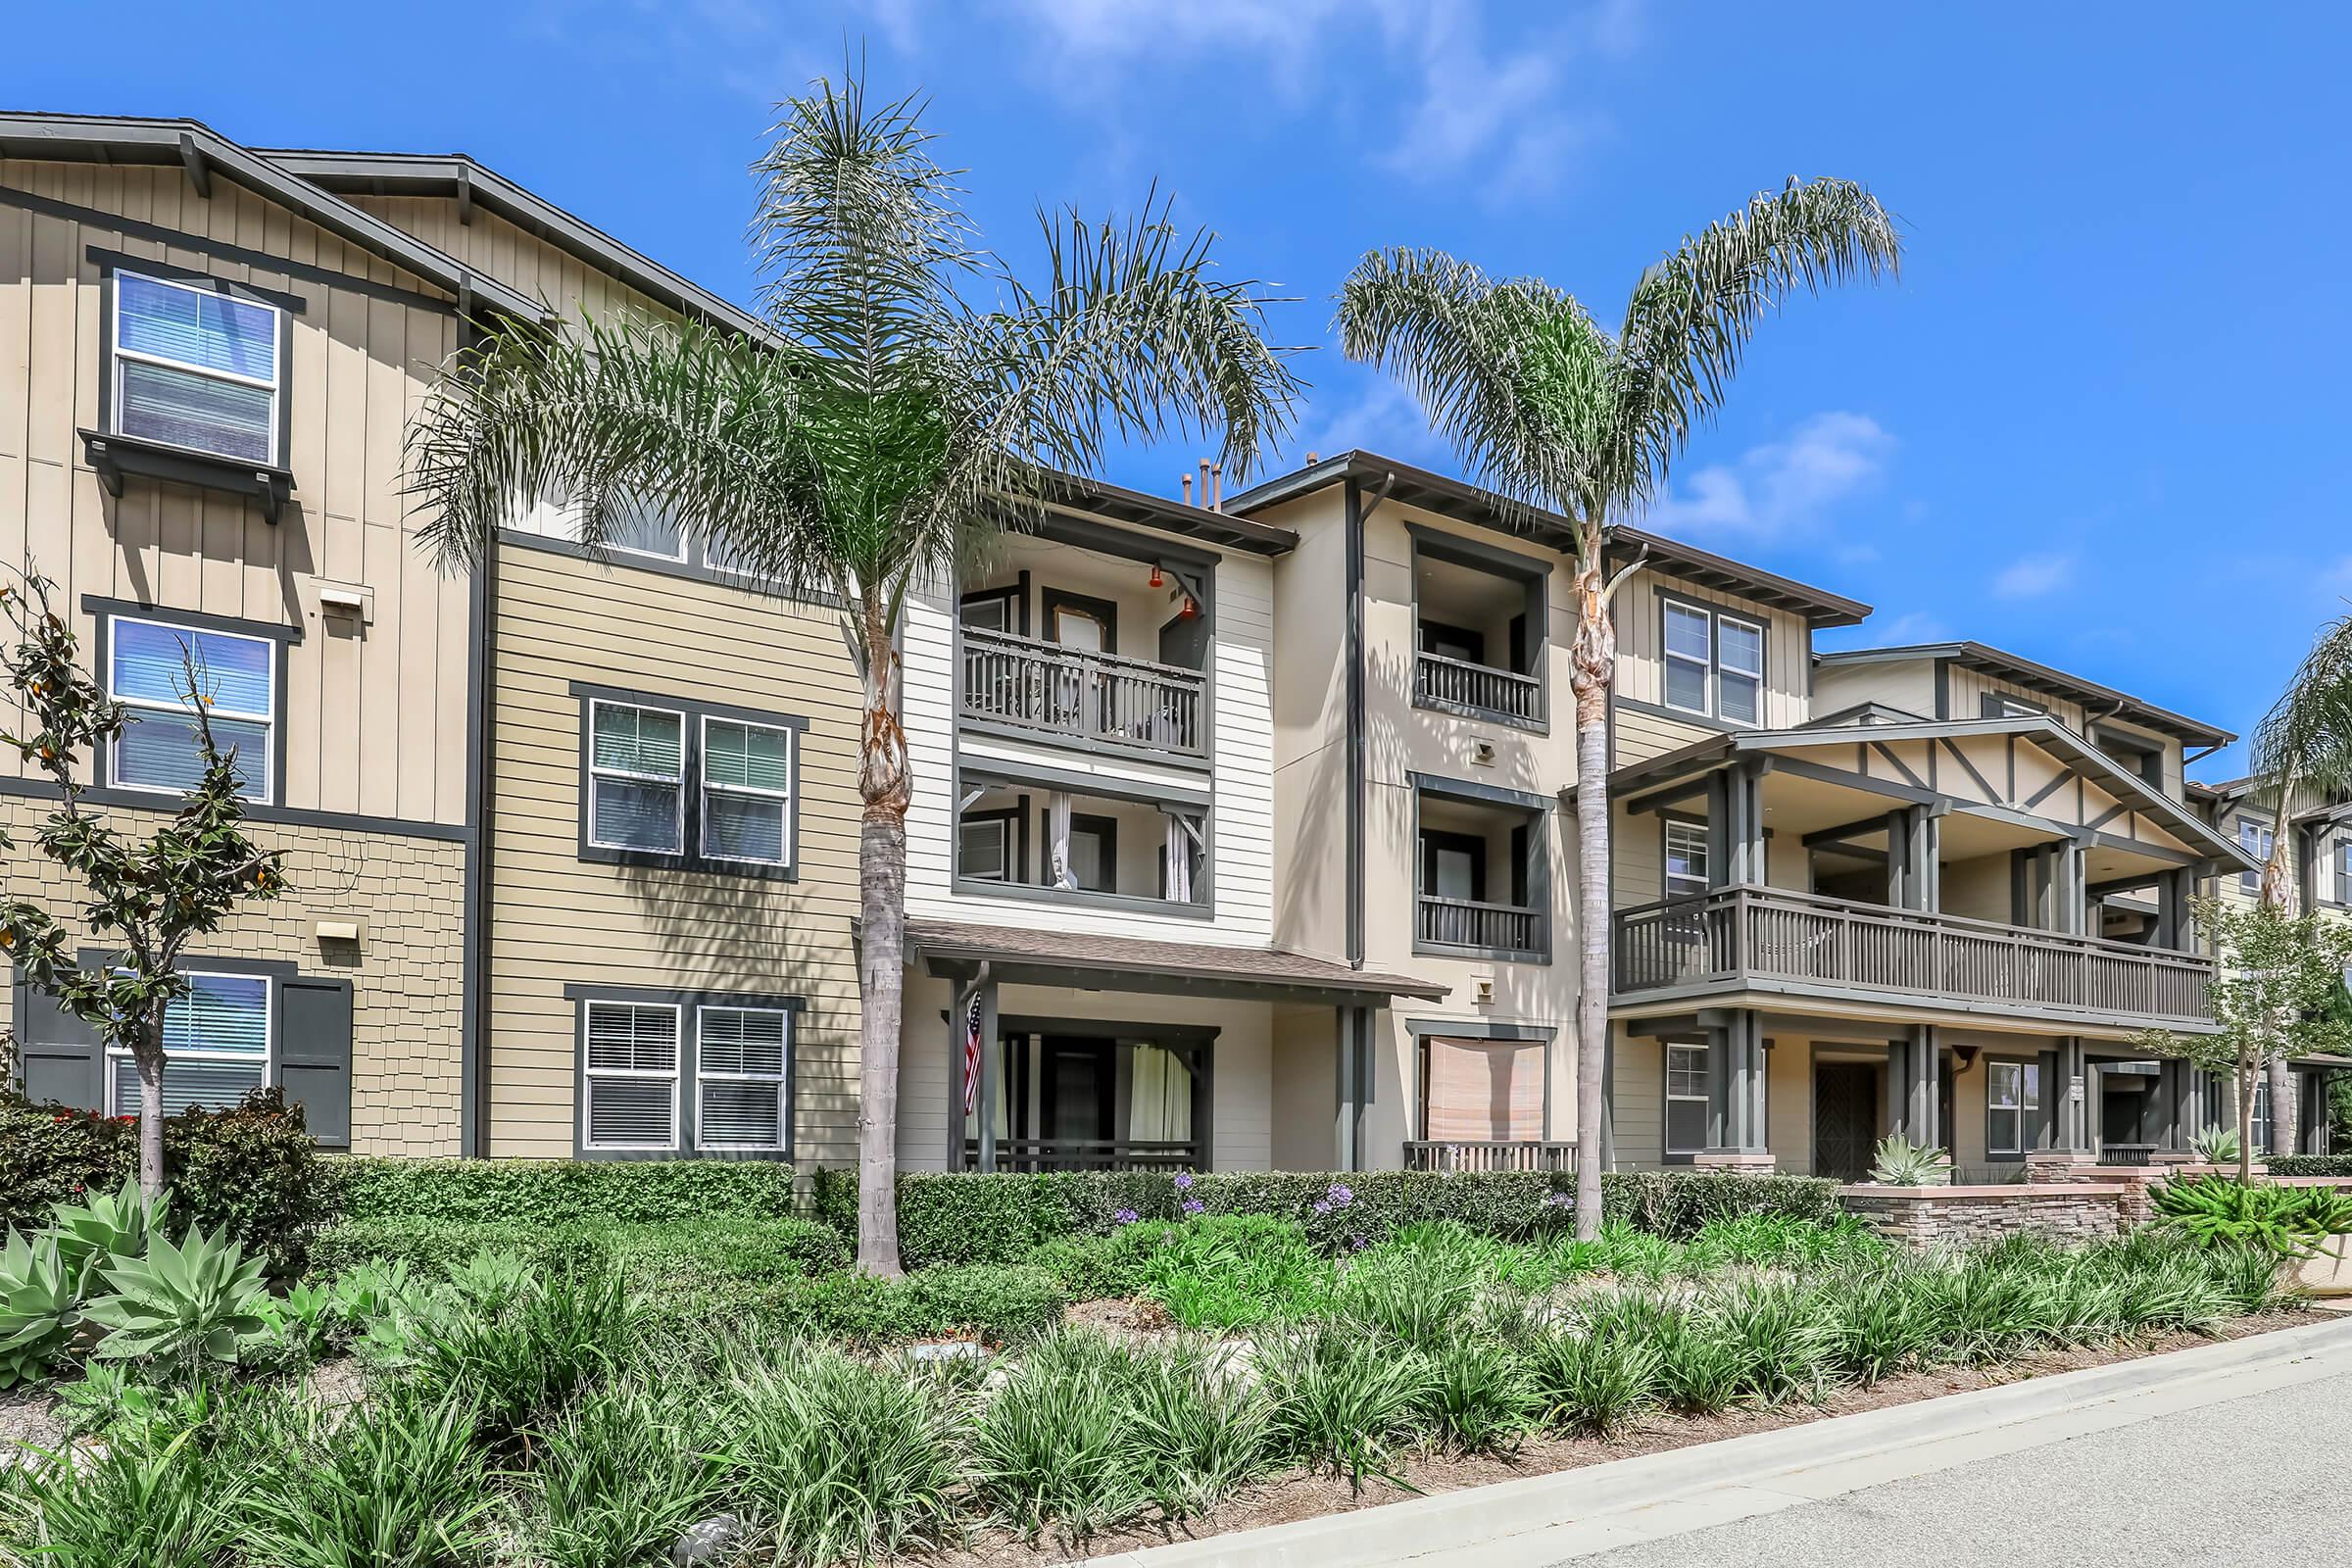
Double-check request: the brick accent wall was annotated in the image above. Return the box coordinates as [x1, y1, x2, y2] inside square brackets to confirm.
[0, 797, 466, 1155]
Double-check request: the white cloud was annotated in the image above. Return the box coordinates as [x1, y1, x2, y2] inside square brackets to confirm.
[1642, 412, 1894, 539]
[1993, 553, 2075, 599]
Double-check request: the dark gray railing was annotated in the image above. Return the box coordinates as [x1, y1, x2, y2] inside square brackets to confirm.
[1402, 1140, 1575, 1173]
[1612, 884, 2215, 1024]
[960, 627, 1206, 759]
[1417, 894, 1545, 956]
[961, 1137, 1200, 1172]
[1415, 651, 1541, 722]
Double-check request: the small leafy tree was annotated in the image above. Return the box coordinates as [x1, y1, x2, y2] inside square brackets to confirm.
[0, 575, 287, 1198]
[2135, 896, 2352, 1183]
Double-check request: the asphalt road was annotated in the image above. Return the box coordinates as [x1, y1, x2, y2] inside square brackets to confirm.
[1560, 1367, 2352, 1568]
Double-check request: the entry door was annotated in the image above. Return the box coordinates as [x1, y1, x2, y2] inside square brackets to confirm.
[1043, 1040, 1113, 1146]
[1813, 1062, 1880, 1182]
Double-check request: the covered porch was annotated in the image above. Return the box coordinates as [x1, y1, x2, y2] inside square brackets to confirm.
[903, 920, 1443, 1173]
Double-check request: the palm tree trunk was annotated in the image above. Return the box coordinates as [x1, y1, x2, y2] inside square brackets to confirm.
[854, 596, 911, 1278]
[134, 1020, 166, 1200]
[2239, 1052, 2256, 1185]
[1569, 555, 1614, 1244]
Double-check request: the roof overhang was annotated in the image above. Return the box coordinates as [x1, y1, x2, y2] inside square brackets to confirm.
[1223, 451, 1870, 626]
[1814, 641, 2233, 749]
[0, 113, 542, 320]
[905, 919, 1446, 1004]
[1035, 472, 1297, 557]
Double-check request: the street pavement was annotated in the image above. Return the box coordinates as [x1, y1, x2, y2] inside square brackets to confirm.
[1557, 1367, 2352, 1568]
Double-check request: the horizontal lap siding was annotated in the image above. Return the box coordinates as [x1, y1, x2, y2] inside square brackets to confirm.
[485, 548, 863, 1162]
[0, 160, 468, 827]
[1612, 705, 1717, 768]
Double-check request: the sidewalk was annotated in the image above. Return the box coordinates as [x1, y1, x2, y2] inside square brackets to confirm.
[1074, 1316, 2352, 1568]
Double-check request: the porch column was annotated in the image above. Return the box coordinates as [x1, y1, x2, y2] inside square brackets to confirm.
[1884, 1036, 1911, 1146]
[2154, 869, 2193, 950]
[1886, 808, 1940, 911]
[1701, 1008, 1770, 1164]
[2053, 839, 2088, 936]
[1723, 761, 1767, 887]
[945, 977, 970, 1171]
[2154, 1056, 2189, 1153]
[2053, 1037, 2090, 1152]
[976, 974, 1001, 1172]
[1336, 1005, 1371, 1172]
[1903, 1023, 1941, 1149]
[944, 966, 999, 1171]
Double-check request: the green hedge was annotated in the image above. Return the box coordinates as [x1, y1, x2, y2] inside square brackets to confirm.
[319, 1156, 799, 1226]
[1, 1089, 323, 1272]
[839, 1167, 1840, 1269]
[640, 1263, 1066, 1348]
[2267, 1156, 2352, 1179]
[308, 1213, 848, 1287]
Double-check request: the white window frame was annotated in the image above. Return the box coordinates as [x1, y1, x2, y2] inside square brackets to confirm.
[1986, 1058, 2039, 1155]
[111, 269, 283, 466]
[579, 1001, 683, 1153]
[586, 700, 687, 853]
[106, 613, 277, 804]
[958, 814, 1011, 881]
[1662, 601, 1713, 716]
[2239, 816, 2274, 896]
[1664, 818, 1710, 900]
[105, 968, 272, 1116]
[601, 495, 689, 564]
[1716, 612, 1765, 725]
[693, 1004, 791, 1153]
[698, 714, 794, 867]
[1665, 1042, 1711, 1154]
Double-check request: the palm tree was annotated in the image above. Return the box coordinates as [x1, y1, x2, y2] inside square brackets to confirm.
[2246, 612, 2352, 1153]
[1338, 179, 1899, 1240]
[404, 72, 1300, 1274]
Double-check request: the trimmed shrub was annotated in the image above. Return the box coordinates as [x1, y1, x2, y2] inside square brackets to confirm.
[319, 1156, 797, 1227]
[2266, 1155, 2352, 1180]
[308, 1215, 850, 1296]
[640, 1262, 1066, 1348]
[0, 1089, 321, 1272]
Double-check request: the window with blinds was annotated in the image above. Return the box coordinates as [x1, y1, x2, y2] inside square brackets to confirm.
[701, 718, 792, 865]
[582, 1002, 682, 1152]
[1420, 1037, 1544, 1144]
[588, 702, 686, 853]
[1666, 1042, 1710, 1153]
[1986, 1059, 2040, 1155]
[695, 1005, 789, 1151]
[111, 270, 281, 464]
[107, 971, 270, 1117]
[108, 616, 275, 800]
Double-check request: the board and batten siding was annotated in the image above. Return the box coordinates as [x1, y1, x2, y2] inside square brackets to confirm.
[902, 522, 1278, 946]
[0, 158, 472, 826]
[482, 544, 863, 1162]
[1611, 566, 1809, 737]
[343, 197, 678, 333]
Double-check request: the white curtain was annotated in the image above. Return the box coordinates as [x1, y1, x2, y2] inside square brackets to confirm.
[1128, 1045, 1194, 1143]
[1163, 812, 1194, 903]
[1048, 791, 1075, 889]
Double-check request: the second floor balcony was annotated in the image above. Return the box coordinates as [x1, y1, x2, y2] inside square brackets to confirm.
[960, 627, 1206, 760]
[1612, 883, 2217, 1031]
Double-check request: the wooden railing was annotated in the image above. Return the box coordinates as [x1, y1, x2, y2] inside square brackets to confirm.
[960, 627, 1207, 759]
[961, 1137, 1200, 1172]
[1403, 1140, 1576, 1173]
[1415, 651, 1541, 722]
[1612, 884, 2215, 1024]
[1418, 894, 1545, 956]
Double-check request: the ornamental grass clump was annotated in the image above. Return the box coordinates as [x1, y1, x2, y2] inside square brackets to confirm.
[1124, 1340, 1272, 1520]
[1139, 1215, 1333, 1331]
[1520, 1291, 1665, 1435]
[410, 1260, 633, 1439]
[1421, 1329, 1540, 1453]
[10, 1424, 240, 1568]
[241, 1388, 497, 1568]
[530, 1380, 731, 1568]
[1257, 1322, 1436, 1490]
[971, 1329, 1152, 1539]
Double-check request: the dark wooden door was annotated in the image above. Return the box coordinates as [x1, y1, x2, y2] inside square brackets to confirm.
[1045, 1041, 1112, 1142]
[1813, 1062, 1880, 1182]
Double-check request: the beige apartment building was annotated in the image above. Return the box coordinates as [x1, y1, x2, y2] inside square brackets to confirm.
[1, 111, 2327, 1181]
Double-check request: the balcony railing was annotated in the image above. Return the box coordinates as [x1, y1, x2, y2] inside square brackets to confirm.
[960, 627, 1207, 760]
[1403, 1139, 1575, 1173]
[1415, 651, 1541, 722]
[1612, 884, 2215, 1026]
[961, 1136, 1200, 1172]
[1417, 894, 1545, 956]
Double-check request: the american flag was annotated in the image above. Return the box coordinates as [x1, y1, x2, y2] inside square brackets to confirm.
[961, 990, 984, 1116]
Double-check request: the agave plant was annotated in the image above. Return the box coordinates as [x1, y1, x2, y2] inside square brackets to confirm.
[1, 1230, 79, 1389]
[82, 1224, 272, 1368]
[1868, 1134, 1950, 1187]
[46, 1176, 170, 1295]
[2189, 1124, 2244, 1166]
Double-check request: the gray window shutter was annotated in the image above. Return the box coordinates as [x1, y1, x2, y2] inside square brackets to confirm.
[276, 976, 354, 1149]
[12, 982, 102, 1110]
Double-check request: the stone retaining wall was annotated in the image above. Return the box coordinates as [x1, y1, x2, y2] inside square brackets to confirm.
[1840, 1184, 2132, 1248]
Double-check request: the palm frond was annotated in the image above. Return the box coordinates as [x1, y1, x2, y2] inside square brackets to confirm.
[1335, 249, 1617, 536]
[2252, 613, 2352, 808]
[1612, 177, 1900, 508]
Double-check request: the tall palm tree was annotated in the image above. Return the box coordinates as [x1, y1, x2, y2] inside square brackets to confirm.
[1338, 179, 1899, 1240]
[2247, 612, 2352, 1153]
[404, 72, 1300, 1274]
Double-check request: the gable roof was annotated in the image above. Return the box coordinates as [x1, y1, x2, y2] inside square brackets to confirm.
[1222, 451, 1872, 627]
[1814, 640, 2232, 749]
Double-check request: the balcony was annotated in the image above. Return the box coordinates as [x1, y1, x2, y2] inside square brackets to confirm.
[1403, 1139, 1576, 1173]
[1415, 651, 1541, 724]
[1612, 884, 2216, 1029]
[1416, 894, 1544, 956]
[960, 626, 1206, 760]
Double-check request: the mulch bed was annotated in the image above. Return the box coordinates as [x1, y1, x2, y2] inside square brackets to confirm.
[928, 1307, 2334, 1567]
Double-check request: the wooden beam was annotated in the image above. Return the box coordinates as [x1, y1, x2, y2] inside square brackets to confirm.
[176, 132, 211, 199]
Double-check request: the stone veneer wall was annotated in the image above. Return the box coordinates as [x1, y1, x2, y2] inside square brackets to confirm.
[0, 797, 466, 1155]
[1841, 1184, 2132, 1248]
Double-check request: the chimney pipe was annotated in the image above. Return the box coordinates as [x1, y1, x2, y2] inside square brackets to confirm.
[1181, 473, 1193, 507]
[1210, 463, 1222, 512]
[1198, 459, 1211, 509]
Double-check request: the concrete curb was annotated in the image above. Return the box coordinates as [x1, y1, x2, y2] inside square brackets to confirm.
[1072, 1316, 2352, 1568]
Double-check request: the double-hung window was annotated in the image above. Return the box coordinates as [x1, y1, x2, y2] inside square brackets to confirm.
[588, 702, 686, 853]
[2239, 817, 2274, 896]
[701, 718, 793, 865]
[108, 615, 276, 801]
[581, 1002, 682, 1152]
[1986, 1059, 2040, 1155]
[1662, 600, 1765, 723]
[1665, 1043, 1711, 1154]
[1664, 819, 1710, 900]
[2334, 840, 2352, 907]
[109, 971, 270, 1117]
[111, 270, 282, 465]
[695, 1005, 790, 1152]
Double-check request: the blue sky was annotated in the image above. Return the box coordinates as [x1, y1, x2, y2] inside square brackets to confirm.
[9, 2, 2346, 773]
